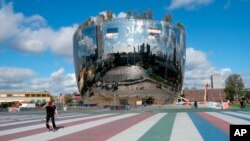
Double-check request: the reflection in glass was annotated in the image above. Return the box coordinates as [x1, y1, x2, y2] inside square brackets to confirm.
[73, 19, 186, 105]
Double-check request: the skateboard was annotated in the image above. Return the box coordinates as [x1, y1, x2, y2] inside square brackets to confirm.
[48, 125, 64, 132]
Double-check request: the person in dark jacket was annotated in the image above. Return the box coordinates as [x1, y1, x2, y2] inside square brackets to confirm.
[44, 101, 58, 131]
[194, 100, 198, 108]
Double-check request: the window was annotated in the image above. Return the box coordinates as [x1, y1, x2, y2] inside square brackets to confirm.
[107, 28, 118, 33]
[0, 94, 7, 97]
[106, 28, 119, 39]
[7, 94, 12, 97]
[148, 28, 161, 34]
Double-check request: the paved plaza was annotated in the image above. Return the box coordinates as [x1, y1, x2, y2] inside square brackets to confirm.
[0, 109, 249, 141]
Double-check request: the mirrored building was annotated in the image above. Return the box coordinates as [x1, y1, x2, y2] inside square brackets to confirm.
[73, 18, 186, 106]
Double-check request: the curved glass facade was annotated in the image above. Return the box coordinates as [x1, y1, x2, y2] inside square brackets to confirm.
[73, 19, 185, 105]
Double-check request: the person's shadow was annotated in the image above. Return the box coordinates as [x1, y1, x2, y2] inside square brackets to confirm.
[56, 125, 64, 130]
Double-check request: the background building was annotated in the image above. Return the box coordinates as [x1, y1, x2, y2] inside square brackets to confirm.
[211, 74, 222, 89]
[183, 89, 226, 102]
[73, 15, 186, 106]
[0, 91, 51, 103]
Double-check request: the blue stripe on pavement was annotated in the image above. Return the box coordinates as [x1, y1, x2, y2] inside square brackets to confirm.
[188, 112, 229, 141]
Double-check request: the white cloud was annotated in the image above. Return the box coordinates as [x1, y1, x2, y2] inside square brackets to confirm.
[0, 4, 129, 58]
[184, 47, 231, 89]
[168, 0, 213, 10]
[0, 2, 77, 58]
[0, 2, 22, 40]
[50, 68, 78, 94]
[50, 25, 78, 57]
[117, 12, 126, 18]
[0, 67, 78, 95]
[0, 67, 35, 83]
[23, 14, 47, 28]
[11, 28, 52, 53]
[0, 67, 35, 90]
[241, 72, 250, 88]
[97, 11, 126, 20]
[186, 48, 210, 70]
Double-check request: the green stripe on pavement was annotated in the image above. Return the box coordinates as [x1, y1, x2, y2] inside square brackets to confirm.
[138, 113, 176, 141]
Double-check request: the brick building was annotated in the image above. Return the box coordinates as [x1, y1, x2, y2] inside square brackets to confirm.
[183, 88, 227, 102]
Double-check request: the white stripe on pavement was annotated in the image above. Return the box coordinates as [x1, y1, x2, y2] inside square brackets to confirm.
[206, 112, 250, 124]
[170, 113, 203, 141]
[107, 113, 166, 141]
[237, 111, 250, 115]
[0, 114, 89, 127]
[0, 115, 35, 122]
[222, 111, 250, 119]
[0, 113, 114, 136]
[11, 113, 139, 141]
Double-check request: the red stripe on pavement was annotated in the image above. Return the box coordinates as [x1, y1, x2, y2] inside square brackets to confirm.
[197, 112, 230, 134]
[50, 113, 153, 141]
[0, 114, 115, 141]
[1, 127, 48, 141]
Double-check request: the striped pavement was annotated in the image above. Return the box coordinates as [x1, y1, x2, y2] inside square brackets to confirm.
[0, 111, 249, 141]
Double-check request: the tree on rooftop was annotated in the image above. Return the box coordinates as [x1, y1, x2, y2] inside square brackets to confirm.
[82, 21, 88, 28]
[163, 13, 172, 23]
[133, 10, 138, 19]
[87, 17, 94, 26]
[176, 22, 185, 31]
[89, 19, 95, 26]
[126, 10, 131, 19]
[96, 14, 105, 24]
[107, 10, 113, 21]
[140, 11, 147, 19]
[146, 9, 153, 20]
[82, 17, 91, 29]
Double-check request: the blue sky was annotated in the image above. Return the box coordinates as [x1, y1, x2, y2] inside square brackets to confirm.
[0, 0, 250, 95]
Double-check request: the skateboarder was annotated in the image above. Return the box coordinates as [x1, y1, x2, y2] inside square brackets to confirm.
[44, 101, 58, 131]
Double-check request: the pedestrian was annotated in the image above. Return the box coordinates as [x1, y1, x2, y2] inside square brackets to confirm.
[194, 100, 198, 108]
[44, 101, 58, 131]
[240, 99, 243, 108]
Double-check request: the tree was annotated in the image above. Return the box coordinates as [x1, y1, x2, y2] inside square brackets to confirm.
[82, 20, 89, 29]
[176, 22, 185, 31]
[140, 11, 147, 19]
[89, 20, 95, 26]
[96, 14, 105, 24]
[106, 10, 113, 21]
[126, 10, 131, 19]
[224, 74, 245, 101]
[50, 95, 55, 102]
[133, 10, 138, 19]
[64, 94, 73, 105]
[163, 13, 172, 23]
[146, 9, 153, 20]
